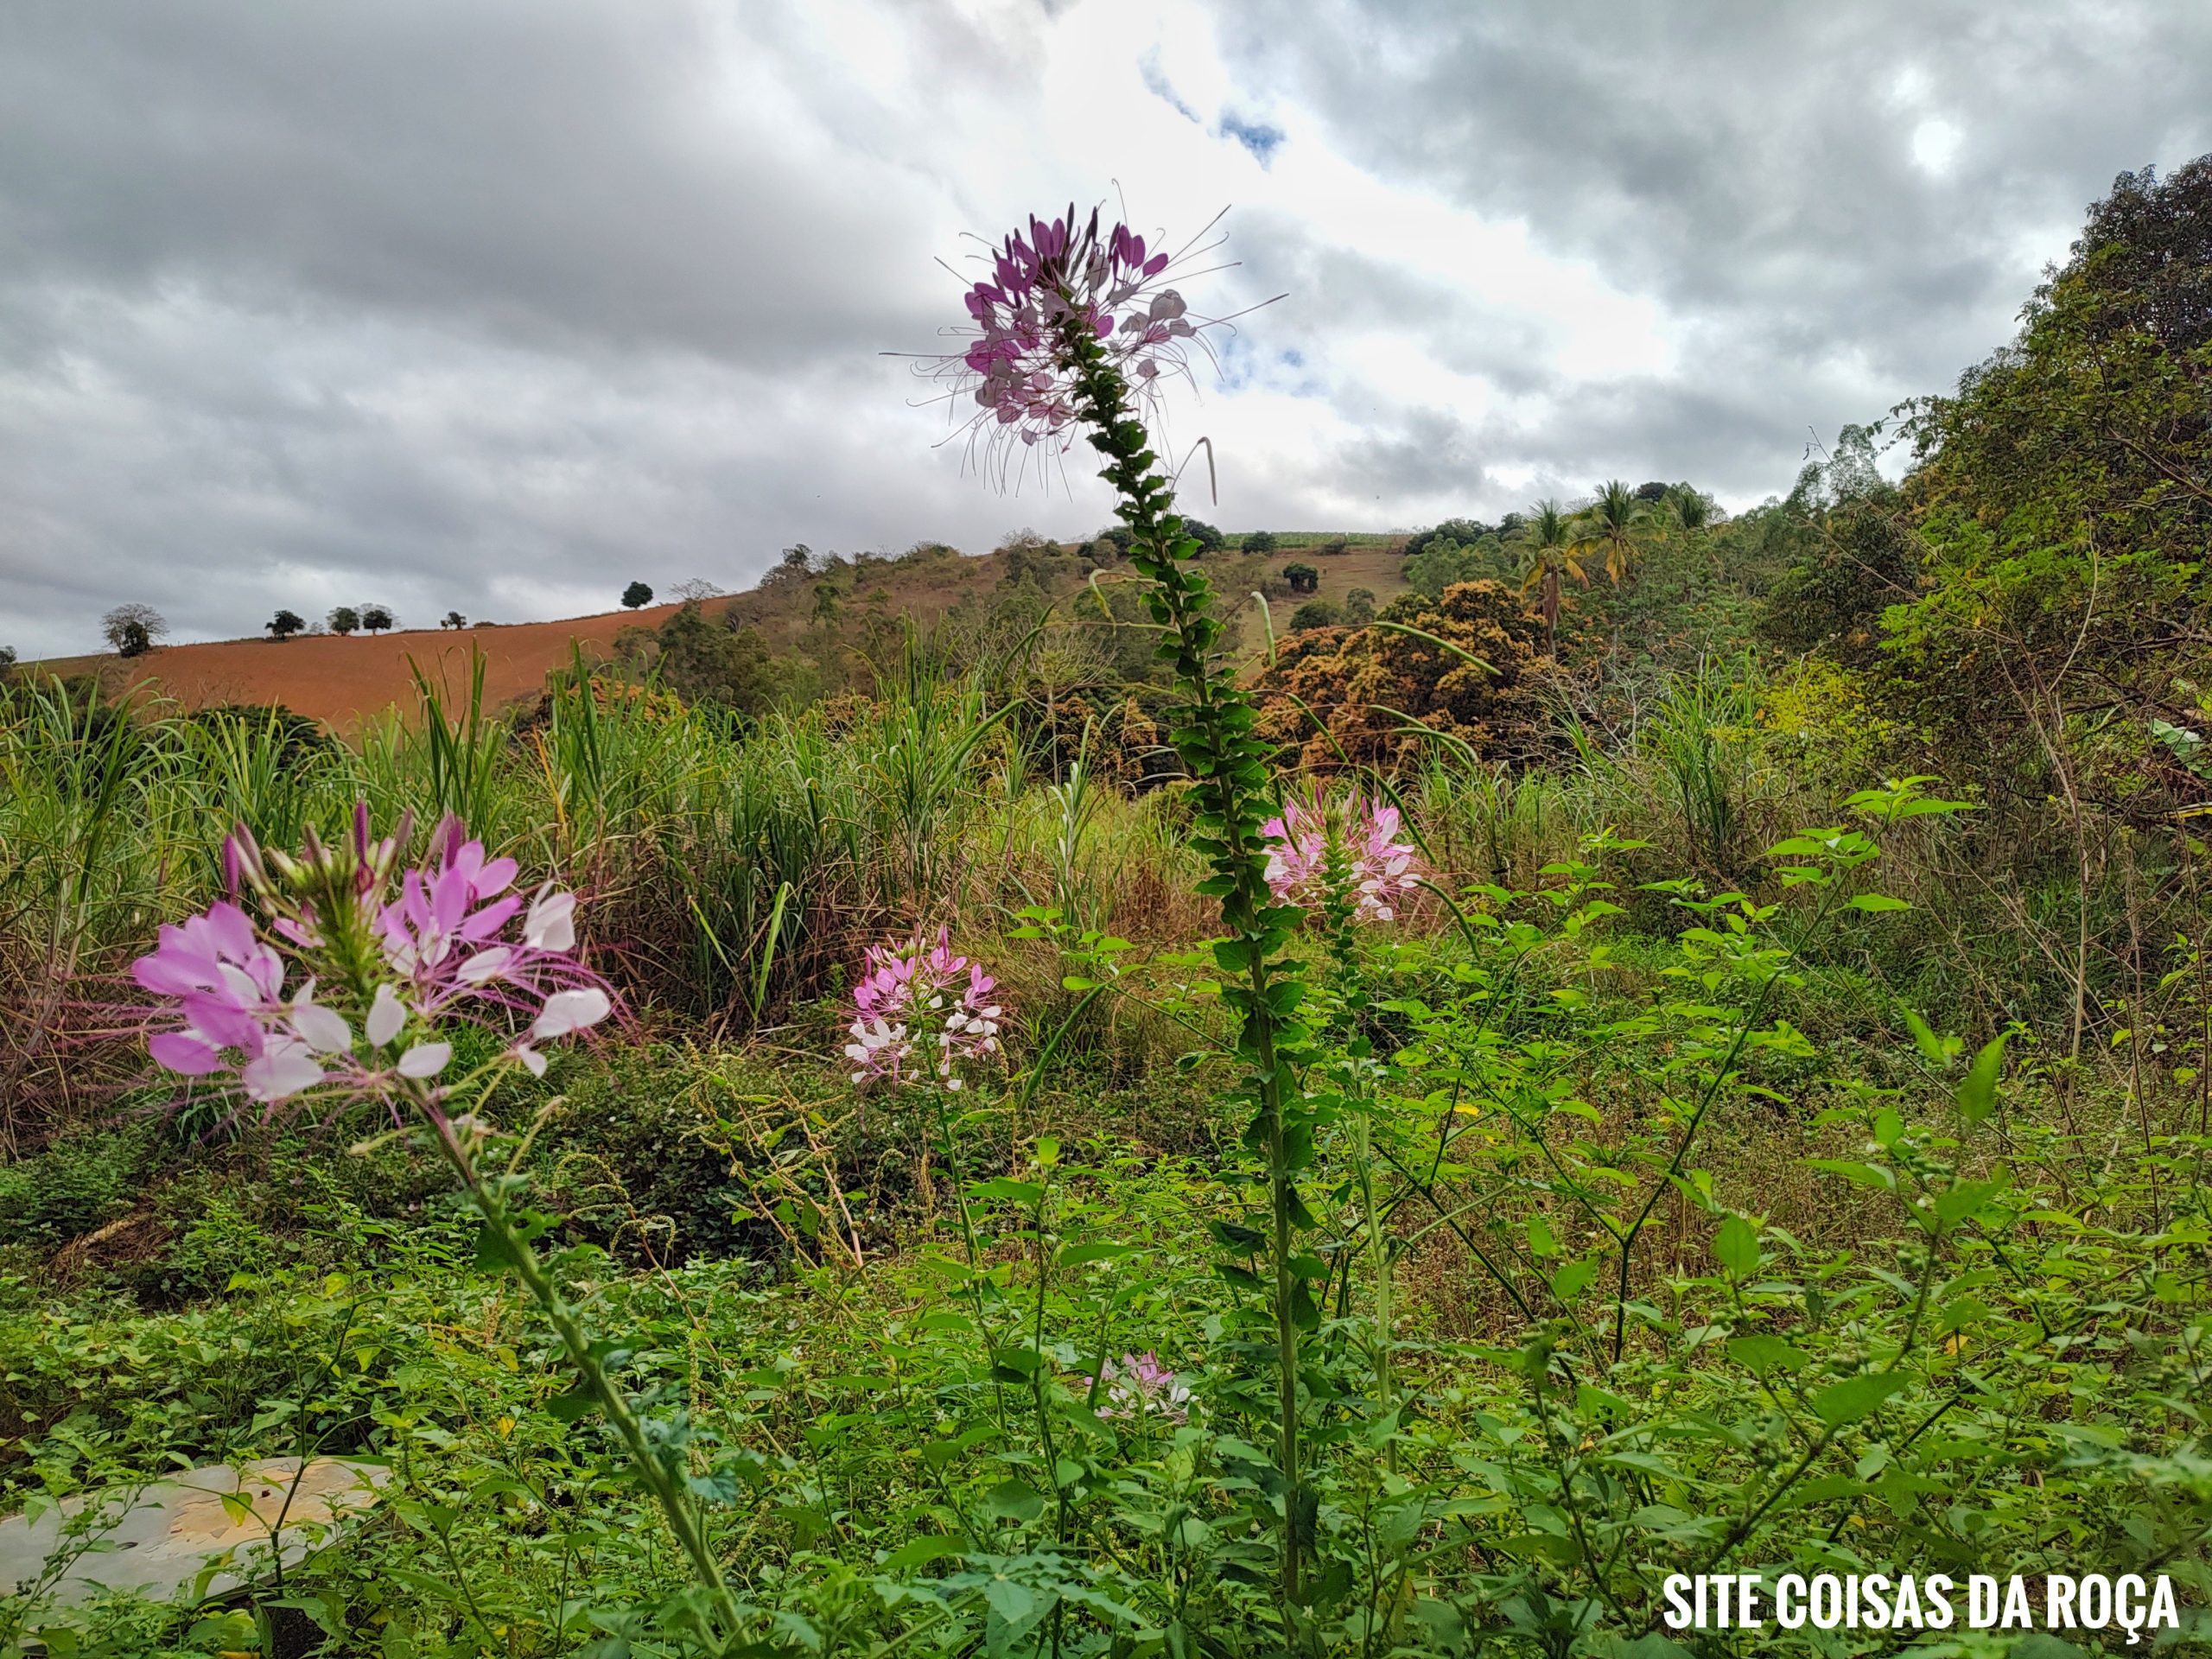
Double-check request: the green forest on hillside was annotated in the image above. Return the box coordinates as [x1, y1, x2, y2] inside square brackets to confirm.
[0, 162, 2207, 1656]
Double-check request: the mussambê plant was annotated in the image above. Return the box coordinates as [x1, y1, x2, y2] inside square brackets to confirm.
[918, 206, 1330, 1627]
[133, 810, 760, 1647]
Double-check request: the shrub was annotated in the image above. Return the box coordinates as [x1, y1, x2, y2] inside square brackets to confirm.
[0, 1125, 160, 1253]
[1283, 561, 1320, 594]
[1241, 529, 1278, 554]
[1256, 579, 1557, 767]
[266, 609, 305, 641]
[1288, 598, 1341, 631]
[622, 581, 654, 609]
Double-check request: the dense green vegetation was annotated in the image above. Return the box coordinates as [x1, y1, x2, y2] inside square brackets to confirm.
[1, 165, 2209, 1656]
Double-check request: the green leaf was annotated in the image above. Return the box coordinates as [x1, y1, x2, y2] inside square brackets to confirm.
[1209, 1219, 1265, 1253]
[1726, 1334, 1808, 1374]
[1713, 1214, 1760, 1279]
[1058, 1241, 1139, 1267]
[1807, 1159, 1897, 1193]
[883, 1535, 966, 1571]
[1933, 1179, 2005, 1230]
[1549, 1256, 1597, 1301]
[970, 1178, 1046, 1205]
[1527, 1215, 1558, 1259]
[982, 1479, 1046, 1522]
[1956, 1033, 2006, 1127]
[1847, 893, 1912, 912]
[471, 1223, 512, 1274]
[544, 1383, 599, 1423]
[1812, 1372, 1910, 1427]
[1902, 1006, 1954, 1065]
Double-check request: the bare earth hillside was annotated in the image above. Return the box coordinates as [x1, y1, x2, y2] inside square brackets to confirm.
[37, 539, 1408, 727]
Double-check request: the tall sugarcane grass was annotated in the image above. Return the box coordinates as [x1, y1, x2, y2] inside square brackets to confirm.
[0, 650, 1209, 1149]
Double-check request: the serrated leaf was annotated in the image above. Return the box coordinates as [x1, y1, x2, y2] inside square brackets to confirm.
[1527, 1215, 1558, 1259]
[1550, 1256, 1597, 1301]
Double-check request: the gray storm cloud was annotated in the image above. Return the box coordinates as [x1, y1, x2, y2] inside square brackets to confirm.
[3, 0, 2205, 656]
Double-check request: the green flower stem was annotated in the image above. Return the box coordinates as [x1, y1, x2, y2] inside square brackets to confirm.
[1059, 315, 1311, 1618]
[414, 1088, 747, 1650]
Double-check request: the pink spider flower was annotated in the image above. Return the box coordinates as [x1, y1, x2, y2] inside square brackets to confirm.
[1260, 798, 1331, 908]
[843, 930, 1004, 1090]
[370, 817, 606, 1036]
[1262, 792, 1423, 923]
[130, 900, 350, 1104]
[137, 807, 614, 1119]
[1096, 1352, 1191, 1423]
[907, 203, 1260, 486]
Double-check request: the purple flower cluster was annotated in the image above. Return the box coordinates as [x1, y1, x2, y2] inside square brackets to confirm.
[843, 930, 1004, 1091]
[1261, 794, 1423, 923]
[925, 205, 1224, 474]
[137, 808, 610, 1114]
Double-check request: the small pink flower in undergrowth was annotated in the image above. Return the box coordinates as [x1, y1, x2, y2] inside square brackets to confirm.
[1095, 1352, 1191, 1423]
[1262, 792, 1424, 923]
[904, 202, 1271, 486]
[842, 930, 1005, 1090]
[137, 805, 614, 1120]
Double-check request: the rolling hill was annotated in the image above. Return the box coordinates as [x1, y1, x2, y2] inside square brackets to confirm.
[33, 537, 1410, 727]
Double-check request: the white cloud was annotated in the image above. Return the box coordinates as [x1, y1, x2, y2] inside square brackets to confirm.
[1, 0, 2207, 657]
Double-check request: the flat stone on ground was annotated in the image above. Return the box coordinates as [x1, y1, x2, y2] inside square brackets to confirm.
[0, 1457, 391, 1607]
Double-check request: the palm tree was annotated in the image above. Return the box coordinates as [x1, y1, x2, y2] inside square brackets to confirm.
[1510, 498, 1584, 656]
[1665, 486, 1717, 536]
[1568, 479, 1652, 586]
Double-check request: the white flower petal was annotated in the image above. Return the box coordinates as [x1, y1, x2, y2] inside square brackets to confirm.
[458, 947, 513, 985]
[524, 889, 576, 952]
[243, 1041, 324, 1103]
[366, 983, 406, 1047]
[289, 1001, 353, 1055]
[398, 1041, 453, 1079]
[531, 987, 612, 1040]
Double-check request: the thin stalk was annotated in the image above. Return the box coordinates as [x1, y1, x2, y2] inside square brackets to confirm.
[1058, 310, 1313, 1621]
[418, 1091, 747, 1649]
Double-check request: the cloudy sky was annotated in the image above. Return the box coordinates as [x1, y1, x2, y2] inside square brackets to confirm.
[4, 1, 2208, 658]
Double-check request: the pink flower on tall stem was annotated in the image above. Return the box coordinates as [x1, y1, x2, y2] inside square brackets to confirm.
[137, 807, 613, 1121]
[1261, 791, 1423, 923]
[842, 930, 1004, 1090]
[906, 202, 1267, 486]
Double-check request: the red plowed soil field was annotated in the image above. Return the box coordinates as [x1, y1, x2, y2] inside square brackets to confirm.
[42, 605, 684, 729]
